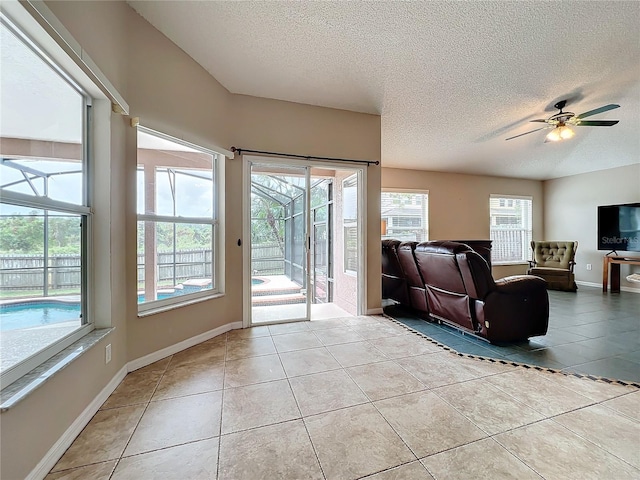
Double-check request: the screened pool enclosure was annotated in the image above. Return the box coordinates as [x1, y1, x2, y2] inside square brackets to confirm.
[249, 163, 361, 324]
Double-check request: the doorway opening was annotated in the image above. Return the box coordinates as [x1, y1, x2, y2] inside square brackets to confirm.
[246, 160, 363, 325]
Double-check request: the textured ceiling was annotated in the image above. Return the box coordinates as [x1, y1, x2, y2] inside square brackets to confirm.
[127, 1, 640, 180]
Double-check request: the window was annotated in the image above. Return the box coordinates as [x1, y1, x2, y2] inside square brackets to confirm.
[342, 175, 358, 274]
[0, 16, 92, 387]
[381, 191, 429, 242]
[136, 128, 222, 313]
[490, 195, 533, 263]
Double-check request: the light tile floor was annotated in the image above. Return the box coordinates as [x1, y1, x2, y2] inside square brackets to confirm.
[47, 315, 640, 479]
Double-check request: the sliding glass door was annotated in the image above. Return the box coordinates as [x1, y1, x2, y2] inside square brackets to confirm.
[250, 163, 309, 324]
[247, 159, 363, 326]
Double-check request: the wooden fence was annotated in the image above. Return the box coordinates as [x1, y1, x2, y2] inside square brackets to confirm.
[0, 255, 80, 291]
[251, 243, 284, 275]
[136, 250, 213, 285]
[1, 243, 286, 292]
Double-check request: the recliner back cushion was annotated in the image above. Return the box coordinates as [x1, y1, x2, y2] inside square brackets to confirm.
[397, 242, 424, 288]
[459, 251, 496, 299]
[414, 242, 475, 331]
[382, 239, 404, 277]
[415, 242, 468, 294]
[532, 241, 576, 269]
[397, 241, 429, 313]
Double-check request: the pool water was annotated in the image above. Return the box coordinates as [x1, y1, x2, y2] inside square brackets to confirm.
[252, 278, 265, 286]
[3, 281, 238, 331]
[137, 293, 174, 303]
[0, 303, 81, 331]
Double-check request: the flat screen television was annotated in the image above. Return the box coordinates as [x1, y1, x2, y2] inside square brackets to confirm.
[598, 203, 640, 252]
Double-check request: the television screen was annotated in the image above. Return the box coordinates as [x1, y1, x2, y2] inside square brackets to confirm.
[598, 203, 640, 252]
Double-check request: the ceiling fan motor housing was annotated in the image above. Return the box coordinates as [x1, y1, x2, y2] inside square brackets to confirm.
[549, 112, 575, 125]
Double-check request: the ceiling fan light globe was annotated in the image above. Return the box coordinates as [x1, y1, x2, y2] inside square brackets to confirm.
[546, 128, 562, 142]
[560, 126, 575, 139]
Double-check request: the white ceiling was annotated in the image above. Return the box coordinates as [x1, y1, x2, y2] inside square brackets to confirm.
[128, 1, 640, 180]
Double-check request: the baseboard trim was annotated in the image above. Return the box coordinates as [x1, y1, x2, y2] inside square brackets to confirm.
[366, 307, 384, 315]
[576, 280, 604, 289]
[26, 365, 127, 480]
[127, 321, 243, 372]
[27, 321, 242, 480]
[576, 280, 640, 293]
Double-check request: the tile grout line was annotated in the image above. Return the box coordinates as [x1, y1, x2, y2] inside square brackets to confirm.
[215, 330, 231, 480]
[274, 339, 328, 480]
[546, 415, 640, 473]
[106, 355, 172, 479]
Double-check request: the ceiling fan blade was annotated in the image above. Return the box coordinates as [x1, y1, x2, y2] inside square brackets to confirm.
[575, 120, 619, 126]
[505, 127, 548, 141]
[530, 119, 549, 123]
[575, 104, 620, 119]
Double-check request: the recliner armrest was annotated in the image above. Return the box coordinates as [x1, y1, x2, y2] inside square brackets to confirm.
[494, 275, 547, 294]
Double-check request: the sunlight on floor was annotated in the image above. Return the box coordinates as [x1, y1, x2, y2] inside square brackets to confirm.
[251, 302, 352, 325]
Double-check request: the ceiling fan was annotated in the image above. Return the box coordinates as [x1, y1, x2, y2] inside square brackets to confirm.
[505, 100, 620, 142]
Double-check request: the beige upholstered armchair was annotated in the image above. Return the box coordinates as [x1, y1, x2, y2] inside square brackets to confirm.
[527, 241, 578, 291]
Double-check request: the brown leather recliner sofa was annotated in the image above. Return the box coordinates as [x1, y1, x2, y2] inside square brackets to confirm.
[414, 241, 549, 343]
[382, 239, 410, 306]
[381, 239, 492, 314]
[397, 242, 429, 314]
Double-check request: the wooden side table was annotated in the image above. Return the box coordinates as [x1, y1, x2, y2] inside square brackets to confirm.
[603, 255, 640, 292]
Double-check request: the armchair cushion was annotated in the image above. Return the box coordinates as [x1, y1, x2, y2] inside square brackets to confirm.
[528, 267, 572, 278]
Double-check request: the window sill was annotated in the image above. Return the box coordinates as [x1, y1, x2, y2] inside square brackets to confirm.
[493, 261, 529, 266]
[137, 292, 225, 318]
[0, 328, 114, 412]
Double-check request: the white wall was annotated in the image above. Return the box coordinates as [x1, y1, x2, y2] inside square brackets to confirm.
[544, 164, 640, 290]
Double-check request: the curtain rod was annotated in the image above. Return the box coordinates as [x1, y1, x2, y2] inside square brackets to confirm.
[230, 147, 379, 166]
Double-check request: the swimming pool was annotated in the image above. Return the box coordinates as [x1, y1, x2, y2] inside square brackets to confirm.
[0, 302, 81, 331]
[5, 279, 264, 330]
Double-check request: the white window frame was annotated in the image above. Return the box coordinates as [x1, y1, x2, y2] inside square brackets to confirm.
[489, 194, 533, 265]
[381, 188, 429, 242]
[0, 13, 94, 388]
[136, 126, 224, 315]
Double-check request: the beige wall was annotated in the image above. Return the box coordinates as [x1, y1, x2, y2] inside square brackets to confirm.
[544, 164, 640, 289]
[382, 168, 544, 278]
[0, 2, 381, 479]
[232, 94, 382, 314]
